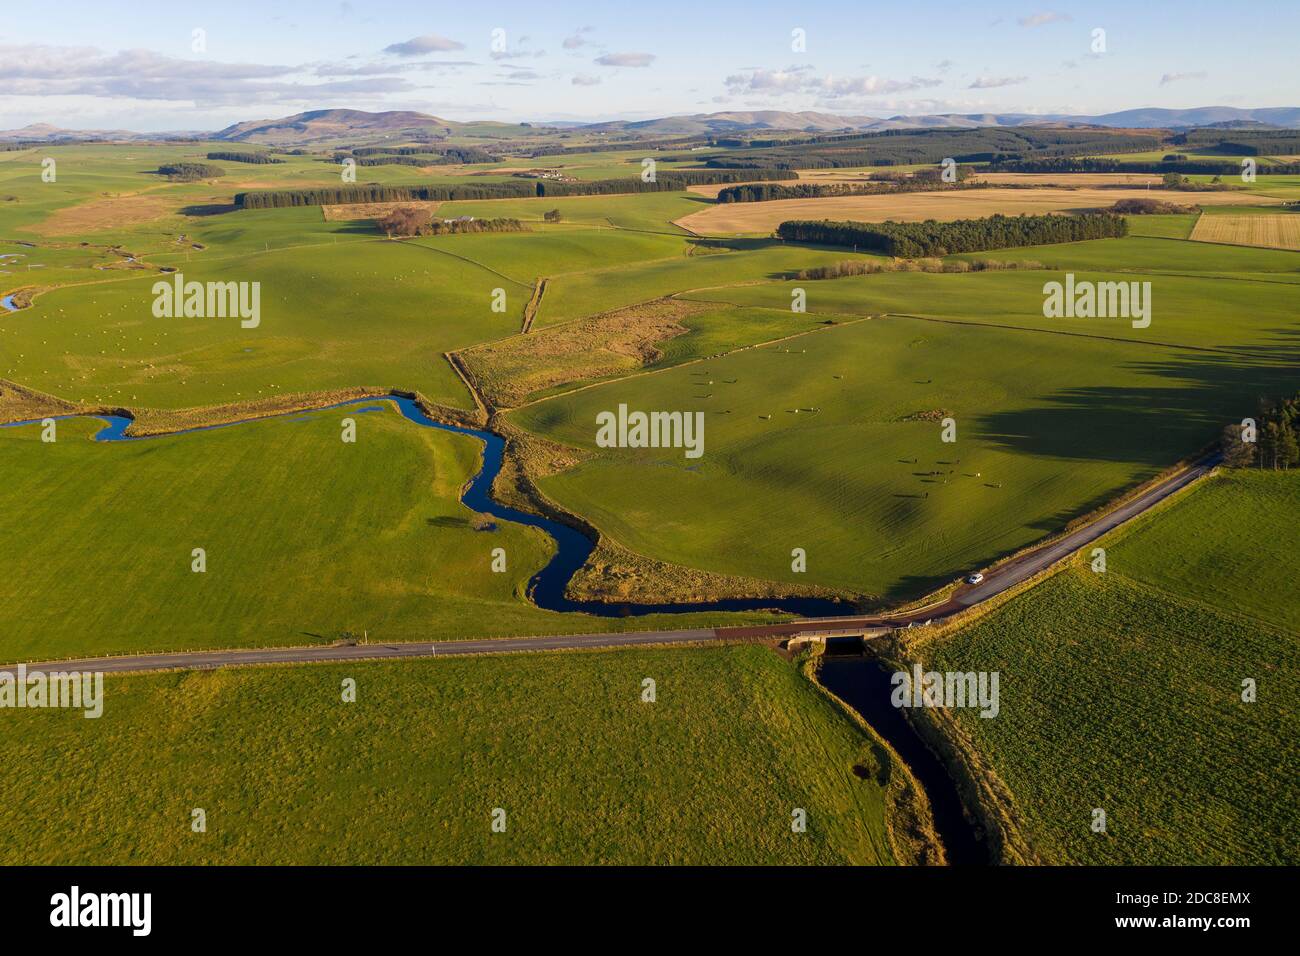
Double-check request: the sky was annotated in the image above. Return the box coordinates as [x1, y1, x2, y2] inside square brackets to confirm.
[1, 0, 1297, 131]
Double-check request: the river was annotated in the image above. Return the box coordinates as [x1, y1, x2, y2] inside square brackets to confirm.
[818, 654, 988, 865]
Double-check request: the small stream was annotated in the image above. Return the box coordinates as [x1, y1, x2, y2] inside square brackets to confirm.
[817, 654, 987, 865]
[6, 394, 856, 618]
[7, 394, 979, 854]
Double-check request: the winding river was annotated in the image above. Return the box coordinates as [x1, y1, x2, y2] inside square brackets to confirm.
[12, 394, 855, 618]
[8, 393, 980, 858]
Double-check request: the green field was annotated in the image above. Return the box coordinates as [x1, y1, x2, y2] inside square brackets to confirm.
[2, 130, 1298, 870]
[0, 645, 901, 865]
[926, 470, 1300, 863]
[1107, 469, 1300, 633]
[1, 239, 526, 410]
[0, 404, 776, 660]
[509, 313, 1280, 601]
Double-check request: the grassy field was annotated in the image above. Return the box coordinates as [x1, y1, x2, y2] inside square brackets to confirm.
[1122, 214, 1198, 239]
[1106, 469, 1300, 634]
[694, 259, 1300, 353]
[0, 405, 777, 661]
[460, 300, 837, 408]
[0, 645, 903, 865]
[925, 472, 1300, 865]
[508, 314, 1276, 602]
[0, 238, 528, 410]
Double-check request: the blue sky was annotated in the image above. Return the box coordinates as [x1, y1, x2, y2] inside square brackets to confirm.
[1, 0, 1296, 130]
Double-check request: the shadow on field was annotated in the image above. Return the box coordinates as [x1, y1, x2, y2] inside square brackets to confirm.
[180, 202, 239, 216]
[973, 328, 1300, 469]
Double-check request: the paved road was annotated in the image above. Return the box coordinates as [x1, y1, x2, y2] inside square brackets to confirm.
[7, 455, 1217, 676]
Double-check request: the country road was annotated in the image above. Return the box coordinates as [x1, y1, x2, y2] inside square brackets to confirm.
[7, 455, 1218, 676]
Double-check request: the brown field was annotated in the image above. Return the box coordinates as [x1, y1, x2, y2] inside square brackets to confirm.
[970, 171, 1167, 187]
[30, 191, 177, 236]
[321, 200, 441, 221]
[1190, 213, 1300, 250]
[675, 186, 1279, 235]
[794, 168, 914, 182]
[457, 298, 711, 409]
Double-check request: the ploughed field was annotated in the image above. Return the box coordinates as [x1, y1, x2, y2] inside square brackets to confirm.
[926, 471, 1300, 865]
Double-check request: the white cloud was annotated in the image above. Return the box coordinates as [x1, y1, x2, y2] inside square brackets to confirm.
[0, 44, 430, 107]
[572, 74, 601, 86]
[968, 75, 1028, 89]
[1159, 71, 1208, 85]
[595, 52, 656, 68]
[724, 68, 942, 98]
[383, 34, 464, 56]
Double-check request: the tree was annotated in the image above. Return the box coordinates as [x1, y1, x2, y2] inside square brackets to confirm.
[1278, 419, 1300, 471]
[1260, 420, 1281, 469]
[543, 208, 562, 223]
[1220, 423, 1257, 468]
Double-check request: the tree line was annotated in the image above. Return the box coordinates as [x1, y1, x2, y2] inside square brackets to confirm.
[156, 163, 225, 181]
[335, 146, 496, 166]
[776, 212, 1127, 257]
[1222, 394, 1300, 470]
[991, 156, 1300, 176]
[1176, 128, 1300, 156]
[702, 128, 1160, 171]
[377, 208, 527, 238]
[716, 172, 981, 203]
[206, 151, 283, 164]
[234, 168, 793, 208]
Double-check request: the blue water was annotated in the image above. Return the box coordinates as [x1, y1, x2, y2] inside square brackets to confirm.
[1, 295, 18, 312]
[4, 395, 854, 618]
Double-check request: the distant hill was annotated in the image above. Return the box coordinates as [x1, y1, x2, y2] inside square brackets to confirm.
[1082, 106, 1300, 129]
[211, 109, 464, 145]
[577, 106, 1300, 135]
[0, 123, 172, 143]
[5, 106, 1300, 146]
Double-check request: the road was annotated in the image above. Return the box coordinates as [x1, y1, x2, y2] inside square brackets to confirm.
[7, 455, 1218, 676]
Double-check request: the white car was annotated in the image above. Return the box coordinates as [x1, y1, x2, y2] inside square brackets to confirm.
[965, 573, 985, 585]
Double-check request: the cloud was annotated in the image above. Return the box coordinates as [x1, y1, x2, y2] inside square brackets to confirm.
[595, 52, 655, 68]
[724, 68, 942, 98]
[968, 75, 1028, 89]
[491, 49, 546, 61]
[563, 29, 594, 50]
[935, 59, 954, 73]
[1018, 12, 1071, 27]
[571, 74, 601, 86]
[314, 59, 475, 76]
[383, 34, 464, 56]
[0, 44, 425, 107]
[1159, 71, 1207, 85]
